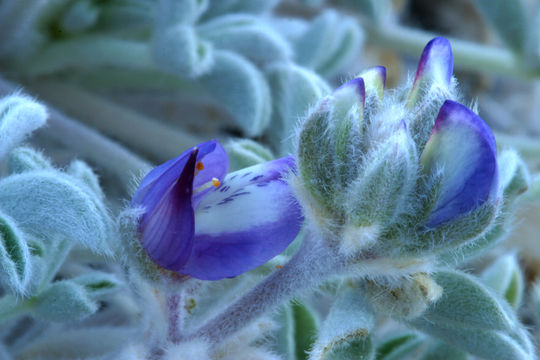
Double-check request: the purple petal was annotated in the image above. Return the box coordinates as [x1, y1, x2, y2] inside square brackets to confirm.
[180, 157, 303, 280]
[358, 66, 386, 99]
[192, 141, 229, 207]
[138, 149, 198, 271]
[408, 37, 453, 106]
[132, 139, 227, 214]
[420, 100, 498, 227]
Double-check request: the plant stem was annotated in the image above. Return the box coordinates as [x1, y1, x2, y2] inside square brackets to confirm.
[366, 24, 540, 79]
[27, 81, 204, 162]
[18, 36, 155, 77]
[190, 233, 342, 342]
[167, 292, 184, 344]
[0, 76, 152, 184]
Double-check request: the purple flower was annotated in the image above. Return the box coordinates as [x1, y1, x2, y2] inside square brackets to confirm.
[420, 100, 498, 227]
[409, 38, 498, 228]
[131, 140, 303, 280]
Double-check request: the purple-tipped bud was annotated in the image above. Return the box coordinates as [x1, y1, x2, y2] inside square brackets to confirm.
[420, 100, 498, 227]
[407, 37, 454, 107]
[358, 66, 386, 100]
[131, 140, 303, 280]
[332, 77, 366, 125]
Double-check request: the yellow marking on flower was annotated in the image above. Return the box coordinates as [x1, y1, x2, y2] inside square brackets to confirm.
[194, 177, 221, 193]
[196, 162, 204, 171]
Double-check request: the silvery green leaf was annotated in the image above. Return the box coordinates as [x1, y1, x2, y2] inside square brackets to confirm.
[152, 25, 214, 78]
[32, 280, 98, 322]
[0, 211, 31, 296]
[481, 253, 524, 309]
[0, 94, 47, 159]
[157, 0, 209, 25]
[294, 10, 364, 77]
[376, 332, 425, 360]
[198, 14, 292, 65]
[225, 139, 274, 171]
[419, 341, 469, 360]
[276, 300, 319, 360]
[471, 0, 527, 53]
[410, 318, 532, 360]
[67, 159, 105, 200]
[417, 270, 516, 331]
[0, 171, 114, 255]
[294, 301, 320, 360]
[58, 0, 99, 34]
[72, 271, 123, 299]
[8, 146, 52, 174]
[203, 0, 280, 19]
[200, 50, 271, 137]
[342, 0, 391, 23]
[97, 1, 154, 32]
[266, 62, 330, 155]
[310, 287, 375, 360]
[32, 238, 71, 293]
[15, 326, 134, 360]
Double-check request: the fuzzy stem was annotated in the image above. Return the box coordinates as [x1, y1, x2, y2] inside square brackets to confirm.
[167, 292, 184, 344]
[366, 24, 540, 79]
[18, 36, 155, 77]
[190, 233, 342, 342]
[26, 81, 204, 162]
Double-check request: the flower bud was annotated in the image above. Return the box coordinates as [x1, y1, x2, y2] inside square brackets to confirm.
[362, 273, 442, 320]
[294, 37, 504, 260]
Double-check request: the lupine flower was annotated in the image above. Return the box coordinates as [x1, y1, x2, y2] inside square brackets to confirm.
[131, 140, 303, 280]
[295, 37, 500, 255]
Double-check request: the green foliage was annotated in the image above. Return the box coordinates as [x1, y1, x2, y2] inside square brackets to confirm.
[0, 170, 115, 255]
[0, 211, 32, 295]
[409, 271, 533, 360]
[375, 332, 425, 360]
[200, 50, 271, 137]
[0, 95, 47, 159]
[481, 253, 524, 309]
[310, 287, 375, 360]
[225, 139, 274, 171]
[32, 281, 98, 322]
[294, 10, 363, 77]
[265, 62, 330, 155]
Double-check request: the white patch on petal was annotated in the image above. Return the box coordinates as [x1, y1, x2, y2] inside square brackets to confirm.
[423, 126, 481, 201]
[194, 172, 290, 236]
